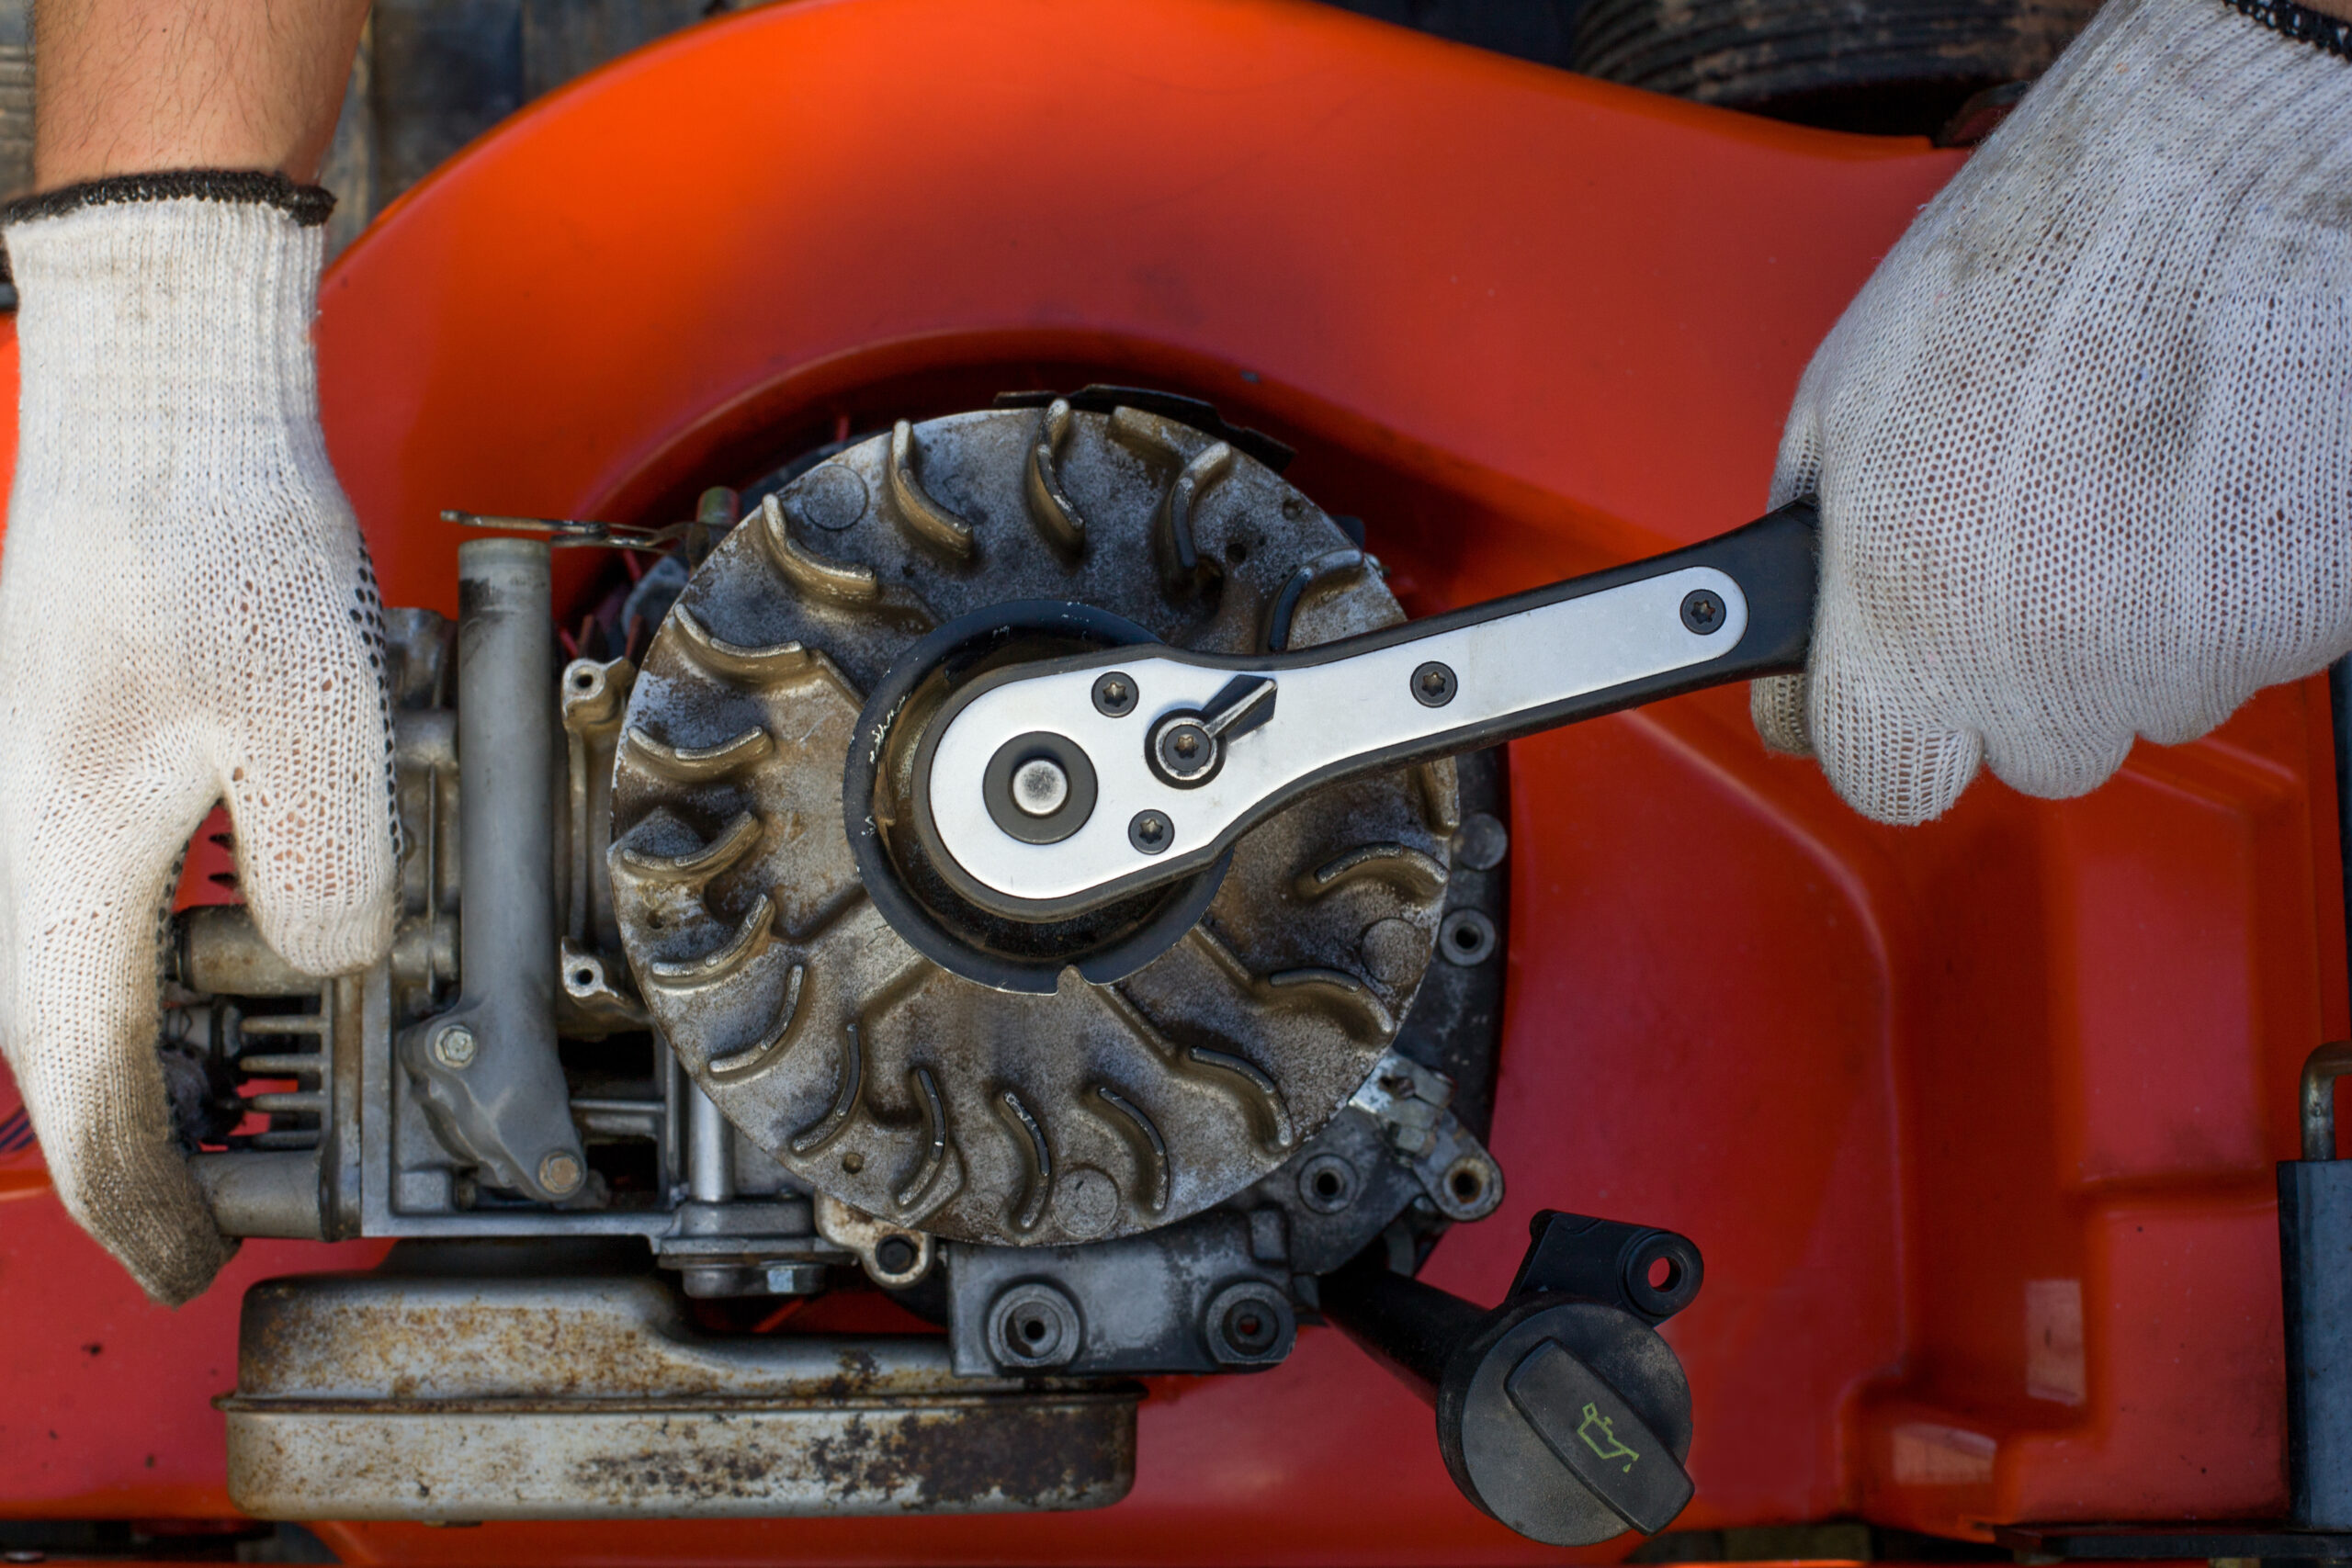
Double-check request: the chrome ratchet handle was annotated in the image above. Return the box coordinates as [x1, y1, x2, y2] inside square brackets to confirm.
[911, 499, 1819, 920]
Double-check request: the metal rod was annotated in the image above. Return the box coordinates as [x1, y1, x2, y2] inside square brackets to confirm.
[2305, 1042, 2352, 1164]
[662, 1045, 685, 1195]
[390, 539, 586, 1202]
[250, 1091, 328, 1115]
[459, 537, 559, 1055]
[238, 1055, 326, 1077]
[2288, 656, 2352, 1528]
[236, 1016, 328, 1036]
[688, 1080, 735, 1204]
[1317, 1255, 1488, 1406]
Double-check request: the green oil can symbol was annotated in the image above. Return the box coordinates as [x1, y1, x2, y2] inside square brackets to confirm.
[1577, 1402, 1640, 1473]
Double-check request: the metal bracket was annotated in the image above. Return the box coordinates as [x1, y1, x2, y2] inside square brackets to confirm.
[1349, 1050, 1504, 1223]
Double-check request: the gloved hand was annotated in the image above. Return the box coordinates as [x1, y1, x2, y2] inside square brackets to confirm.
[0, 178, 398, 1304]
[1751, 0, 2352, 824]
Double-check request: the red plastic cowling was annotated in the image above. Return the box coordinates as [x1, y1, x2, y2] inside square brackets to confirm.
[0, 0, 2339, 1561]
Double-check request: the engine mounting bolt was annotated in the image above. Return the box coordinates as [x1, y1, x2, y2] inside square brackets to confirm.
[1091, 671, 1139, 717]
[538, 1151, 583, 1195]
[431, 1024, 478, 1069]
[1012, 757, 1070, 817]
[1411, 660, 1457, 707]
[874, 1235, 918, 1275]
[1128, 809, 1173, 854]
[1680, 589, 1726, 635]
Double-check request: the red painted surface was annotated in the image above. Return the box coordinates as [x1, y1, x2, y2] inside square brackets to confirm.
[0, 0, 2338, 1560]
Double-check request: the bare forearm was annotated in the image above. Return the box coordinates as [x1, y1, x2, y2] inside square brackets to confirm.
[31, 0, 369, 189]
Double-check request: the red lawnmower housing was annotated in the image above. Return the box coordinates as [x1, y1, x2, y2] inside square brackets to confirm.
[0, 0, 2335, 1561]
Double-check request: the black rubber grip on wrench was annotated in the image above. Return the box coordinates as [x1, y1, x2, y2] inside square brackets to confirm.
[1294, 494, 1820, 761]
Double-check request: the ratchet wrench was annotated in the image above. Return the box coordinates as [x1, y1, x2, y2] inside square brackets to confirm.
[904, 499, 1819, 922]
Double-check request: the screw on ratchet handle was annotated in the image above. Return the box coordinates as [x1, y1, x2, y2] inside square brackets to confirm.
[915, 499, 1820, 920]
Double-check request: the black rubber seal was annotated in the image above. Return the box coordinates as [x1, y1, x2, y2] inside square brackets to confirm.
[2223, 0, 2352, 58]
[844, 599, 1230, 995]
[3, 171, 336, 229]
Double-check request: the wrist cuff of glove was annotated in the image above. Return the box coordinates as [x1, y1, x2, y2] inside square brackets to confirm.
[2223, 0, 2352, 59]
[1, 171, 334, 231]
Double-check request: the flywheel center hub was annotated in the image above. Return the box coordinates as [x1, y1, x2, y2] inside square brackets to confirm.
[610, 402, 1458, 1247]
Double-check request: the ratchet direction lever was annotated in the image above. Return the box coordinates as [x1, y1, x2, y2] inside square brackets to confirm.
[910, 499, 1818, 921]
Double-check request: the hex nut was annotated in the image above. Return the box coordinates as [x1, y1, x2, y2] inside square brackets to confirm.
[1204, 1280, 1295, 1366]
[538, 1151, 583, 1195]
[431, 1023, 478, 1069]
[989, 1281, 1083, 1371]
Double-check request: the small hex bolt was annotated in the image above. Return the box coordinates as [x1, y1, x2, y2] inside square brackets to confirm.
[538, 1151, 583, 1195]
[1092, 671, 1139, 717]
[1012, 756, 1070, 817]
[1680, 589, 1726, 635]
[874, 1235, 918, 1275]
[431, 1024, 478, 1069]
[1411, 660, 1457, 707]
[1129, 809, 1173, 854]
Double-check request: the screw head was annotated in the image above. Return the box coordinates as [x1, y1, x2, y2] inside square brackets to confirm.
[1411, 660, 1457, 707]
[538, 1151, 583, 1195]
[874, 1235, 918, 1275]
[431, 1024, 478, 1069]
[1151, 717, 1219, 784]
[1128, 809, 1173, 854]
[1011, 756, 1070, 817]
[1680, 589, 1726, 635]
[1091, 671, 1138, 717]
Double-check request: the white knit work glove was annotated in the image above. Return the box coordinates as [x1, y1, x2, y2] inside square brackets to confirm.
[1751, 0, 2352, 823]
[0, 179, 398, 1304]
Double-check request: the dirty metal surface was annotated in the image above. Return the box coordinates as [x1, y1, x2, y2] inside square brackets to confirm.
[221, 1270, 1137, 1520]
[611, 406, 1456, 1250]
[945, 1209, 1295, 1376]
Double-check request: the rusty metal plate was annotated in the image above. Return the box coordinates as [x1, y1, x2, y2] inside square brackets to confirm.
[609, 404, 1455, 1248]
[221, 1272, 1135, 1520]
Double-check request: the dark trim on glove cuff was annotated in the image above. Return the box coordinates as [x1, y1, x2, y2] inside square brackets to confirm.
[2225, 0, 2352, 59]
[1, 171, 335, 230]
